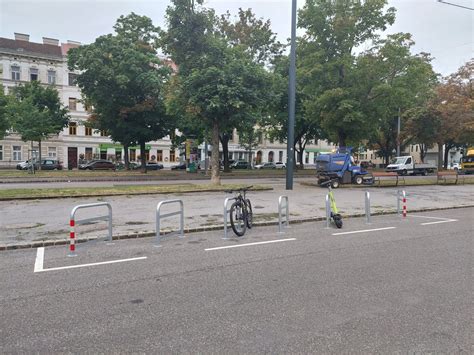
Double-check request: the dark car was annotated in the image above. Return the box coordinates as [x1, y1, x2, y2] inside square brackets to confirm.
[171, 162, 187, 170]
[230, 161, 250, 169]
[144, 162, 164, 170]
[17, 159, 63, 170]
[78, 160, 116, 170]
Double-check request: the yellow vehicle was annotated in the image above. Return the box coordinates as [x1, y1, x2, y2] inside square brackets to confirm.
[461, 147, 474, 174]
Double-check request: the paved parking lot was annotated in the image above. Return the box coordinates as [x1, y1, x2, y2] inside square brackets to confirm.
[0, 208, 472, 353]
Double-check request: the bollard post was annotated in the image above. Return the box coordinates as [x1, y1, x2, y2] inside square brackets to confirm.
[278, 196, 289, 234]
[68, 218, 77, 257]
[325, 194, 331, 229]
[365, 191, 371, 224]
[397, 190, 401, 216]
[402, 190, 407, 218]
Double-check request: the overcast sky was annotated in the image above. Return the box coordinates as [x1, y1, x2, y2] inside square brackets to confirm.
[0, 0, 472, 76]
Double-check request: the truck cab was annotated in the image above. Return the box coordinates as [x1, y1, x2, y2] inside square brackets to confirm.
[386, 155, 436, 176]
[461, 148, 474, 174]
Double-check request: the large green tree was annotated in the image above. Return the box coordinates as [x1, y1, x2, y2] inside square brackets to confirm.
[68, 13, 174, 171]
[162, 0, 275, 183]
[299, 0, 396, 146]
[0, 87, 10, 140]
[8, 81, 69, 169]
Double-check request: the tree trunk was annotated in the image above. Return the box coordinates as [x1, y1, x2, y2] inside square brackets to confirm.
[140, 141, 147, 173]
[420, 144, 426, 163]
[38, 140, 42, 171]
[220, 133, 230, 172]
[338, 131, 346, 148]
[211, 121, 221, 185]
[443, 143, 453, 169]
[124, 144, 130, 170]
[297, 141, 304, 169]
[437, 142, 444, 170]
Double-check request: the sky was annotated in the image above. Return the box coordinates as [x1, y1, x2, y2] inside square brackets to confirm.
[0, 0, 472, 76]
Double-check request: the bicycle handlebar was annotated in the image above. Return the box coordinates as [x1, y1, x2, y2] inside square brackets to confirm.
[224, 185, 253, 194]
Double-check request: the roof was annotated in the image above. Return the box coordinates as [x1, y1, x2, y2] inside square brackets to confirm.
[0, 37, 62, 58]
[61, 43, 80, 56]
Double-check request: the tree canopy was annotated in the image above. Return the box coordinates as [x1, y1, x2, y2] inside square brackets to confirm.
[68, 13, 174, 171]
[7, 81, 69, 168]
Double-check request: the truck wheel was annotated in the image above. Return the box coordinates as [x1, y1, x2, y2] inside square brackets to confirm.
[401, 169, 407, 176]
[331, 179, 340, 189]
[354, 176, 363, 185]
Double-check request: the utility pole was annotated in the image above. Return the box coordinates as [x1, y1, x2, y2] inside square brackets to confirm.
[286, 0, 297, 190]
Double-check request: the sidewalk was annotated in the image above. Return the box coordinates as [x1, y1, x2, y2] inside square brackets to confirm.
[1, 179, 473, 249]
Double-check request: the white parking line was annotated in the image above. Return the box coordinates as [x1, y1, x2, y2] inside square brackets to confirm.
[205, 238, 296, 251]
[34, 247, 45, 272]
[34, 247, 147, 273]
[421, 219, 457, 225]
[332, 227, 396, 236]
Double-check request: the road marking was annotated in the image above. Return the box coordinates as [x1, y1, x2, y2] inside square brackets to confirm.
[205, 238, 296, 251]
[34, 247, 44, 272]
[421, 219, 457, 225]
[34, 250, 147, 273]
[332, 227, 396, 236]
[408, 215, 458, 225]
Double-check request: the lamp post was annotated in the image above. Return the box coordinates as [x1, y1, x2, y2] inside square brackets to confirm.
[286, 0, 297, 190]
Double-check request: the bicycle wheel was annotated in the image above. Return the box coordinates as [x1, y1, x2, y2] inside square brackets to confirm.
[333, 213, 343, 229]
[230, 201, 247, 237]
[245, 199, 253, 229]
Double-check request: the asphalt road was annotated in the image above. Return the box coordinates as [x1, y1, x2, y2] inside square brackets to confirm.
[0, 208, 472, 353]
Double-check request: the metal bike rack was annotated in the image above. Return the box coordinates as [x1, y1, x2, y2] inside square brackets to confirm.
[278, 195, 289, 233]
[325, 194, 331, 229]
[69, 202, 112, 257]
[155, 199, 184, 247]
[365, 191, 371, 224]
[223, 197, 237, 240]
[397, 190, 407, 217]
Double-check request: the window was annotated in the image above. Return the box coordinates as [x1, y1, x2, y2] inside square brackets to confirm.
[69, 122, 77, 135]
[12, 146, 22, 161]
[85, 148, 93, 160]
[68, 98, 77, 111]
[157, 150, 163, 162]
[85, 127, 92, 136]
[11, 65, 20, 81]
[47, 70, 56, 85]
[48, 147, 57, 158]
[279, 151, 283, 162]
[130, 149, 136, 161]
[170, 150, 175, 162]
[68, 73, 77, 86]
[406, 157, 412, 164]
[100, 130, 107, 137]
[30, 68, 38, 81]
[0, 145, 3, 160]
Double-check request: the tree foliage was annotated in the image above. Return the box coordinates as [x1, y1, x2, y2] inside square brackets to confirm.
[299, 0, 396, 146]
[0, 87, 10, 140]
[68, 13, 174, 171]
[7, 81, 69, 168]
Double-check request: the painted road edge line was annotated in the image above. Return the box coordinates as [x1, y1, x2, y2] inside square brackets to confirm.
[35, 256, 148, 273]
[421, 219, 458, 225]
[332, 226, 396, 236]
[34, 247, 44, 272]
[205, 238, 297, 251]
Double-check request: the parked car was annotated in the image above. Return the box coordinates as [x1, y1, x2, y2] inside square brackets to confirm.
[448, 162, 460, 171]
[78, 160, 116, 170]
[255, 162, 276, 170]
[143, 162, 164, 170]
[16, 159, 63, 170]
[230, 161, 250, 169]
[275, 162, 286, 169]
[171, 162, 187, 170]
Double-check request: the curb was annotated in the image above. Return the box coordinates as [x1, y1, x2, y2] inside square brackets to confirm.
[1, 204, 473, 251]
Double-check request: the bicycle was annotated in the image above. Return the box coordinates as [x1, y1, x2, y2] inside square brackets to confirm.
[224, 186, 253, 237]
[321, 180, 343, 228]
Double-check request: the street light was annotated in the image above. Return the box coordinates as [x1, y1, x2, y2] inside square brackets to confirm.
[286, 0, 297, 190]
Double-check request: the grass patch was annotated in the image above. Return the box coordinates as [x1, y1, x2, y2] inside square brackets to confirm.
[0, 183, 272, 200]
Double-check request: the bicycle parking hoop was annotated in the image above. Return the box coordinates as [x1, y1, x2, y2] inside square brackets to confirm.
[223, 196, 237, 240]
[155, 199, 184, 248]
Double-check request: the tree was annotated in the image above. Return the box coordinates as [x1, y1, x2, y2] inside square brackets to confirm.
[0, 87, 10, 140]
[299, 0, 396, 146]
[8, 81, 69, 169]
[435, 60, 474, 168]
[361, 34, 437, 164]
[162, 1, 275, 183]
[68, 13, 174, 172]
